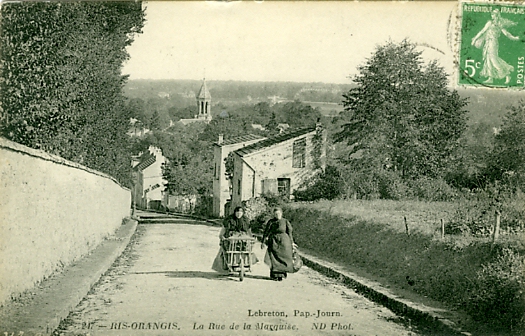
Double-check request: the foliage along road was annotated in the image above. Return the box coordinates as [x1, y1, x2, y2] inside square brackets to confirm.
[56, 216, 420, 336]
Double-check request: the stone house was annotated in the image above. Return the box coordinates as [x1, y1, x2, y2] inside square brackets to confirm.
[230, 123, 326, 211]
[127, 118, 150, 137]
[132, 146, 167, 209]
[277, 123, 290, 133]
[212, 134, 265, 217]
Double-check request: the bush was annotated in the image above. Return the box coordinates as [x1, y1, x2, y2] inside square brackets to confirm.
[447, 187, 525, 236]
[261, 192, 288, 208]
[501, 189, 525, 233]
[242, 197, 270, 234]
[293, 165, 344, 201]
[446, 195, 492, 236]
[468, 248, 525, 330]
[336, 168, 459, 202]
[408, 177, 458, 201]
[242, 197, 268, 222]
[337, 167, 380, 200]
[194, 195, 213, 217]
[376, 170, 411, 200]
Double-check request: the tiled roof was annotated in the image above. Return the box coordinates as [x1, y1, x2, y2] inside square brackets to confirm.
[216, 134, 265, 146]
[235, 127, 315, 157]
[179, 118, 206, 125]
[197, 79, 211, 100]
[134, 151, 156, 171]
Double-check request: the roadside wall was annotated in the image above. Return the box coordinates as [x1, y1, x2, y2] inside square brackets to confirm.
[0, 137, 131, 305]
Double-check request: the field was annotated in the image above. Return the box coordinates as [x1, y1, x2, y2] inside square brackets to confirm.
[296, 199, 457, 236]
[302, 101, 344, 117]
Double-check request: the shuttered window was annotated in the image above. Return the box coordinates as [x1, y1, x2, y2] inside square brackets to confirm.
[292, 138, 306, 168]
[262, 179, 278, 194]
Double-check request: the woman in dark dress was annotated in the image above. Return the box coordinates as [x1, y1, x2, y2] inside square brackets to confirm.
[212, 206, 256, 273]
[219, 206, 252, 243]
[262, 207, 294, 281]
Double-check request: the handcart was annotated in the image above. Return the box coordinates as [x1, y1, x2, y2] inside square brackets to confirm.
[222, 234, 256, 281]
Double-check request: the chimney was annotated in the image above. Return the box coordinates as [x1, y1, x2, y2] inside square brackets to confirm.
[218, 134, 224, 145]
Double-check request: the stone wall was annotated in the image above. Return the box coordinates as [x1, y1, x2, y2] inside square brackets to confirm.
[0, 138, 131, 305]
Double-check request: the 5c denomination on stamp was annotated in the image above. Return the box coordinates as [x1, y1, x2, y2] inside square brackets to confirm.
[459, 1, 525, 88]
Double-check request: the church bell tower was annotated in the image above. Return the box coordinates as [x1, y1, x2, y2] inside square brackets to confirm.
[196, 78, 212, 121]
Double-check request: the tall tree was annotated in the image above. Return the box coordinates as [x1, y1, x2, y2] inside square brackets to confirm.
[0, 1, 145, 184]
[336, 40, 468, 179]
[489, 101, 525, 184]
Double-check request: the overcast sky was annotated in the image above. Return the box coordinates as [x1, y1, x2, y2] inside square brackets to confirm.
[122, 1, 459, 84]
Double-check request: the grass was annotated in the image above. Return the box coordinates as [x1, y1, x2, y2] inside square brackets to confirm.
[284, 200, 525, 332]
[291, 199, 457, 236]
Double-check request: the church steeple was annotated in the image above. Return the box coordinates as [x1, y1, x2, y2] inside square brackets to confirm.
[196, 78, 211, 121]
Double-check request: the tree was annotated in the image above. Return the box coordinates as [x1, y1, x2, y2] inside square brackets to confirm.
[163, 143, 213, 196]
[254, 101, 271, 117]
[446, 121, 495, 189]
[198, 116, 250, 143]
[149, 110, 161, 130]
[168, 105, 197, 121]
[265, 112, 279, 135]
[336, 40, 468, 179]
[0, 2, 145, 184]
[489, 101, 525, 186]
[128, 98, 147, 122]
[278, 100, 322, 129]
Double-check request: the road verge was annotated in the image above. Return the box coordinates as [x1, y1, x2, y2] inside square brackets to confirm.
[298, 249, 471, 336]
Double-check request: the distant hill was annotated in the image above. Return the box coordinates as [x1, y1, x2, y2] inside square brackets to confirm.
[124, 79, 354, 104]
[124, 79, 522, 127]
[457, 88, 523, 126]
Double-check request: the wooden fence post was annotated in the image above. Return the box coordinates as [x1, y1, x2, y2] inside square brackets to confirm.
[404, 216, 409, 236]
[441, 218, 445, 240]
[493, 210, 501, 243]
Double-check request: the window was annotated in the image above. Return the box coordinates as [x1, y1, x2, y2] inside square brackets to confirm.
[277, 178, 290, 199]
[237, 180, 241, 195]
[262, 179, 277, 194]
[292, 138, 306, 168]
[214, 163, 219, 180]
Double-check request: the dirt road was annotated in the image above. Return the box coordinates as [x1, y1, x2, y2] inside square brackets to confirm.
[56, 217, 420, 336]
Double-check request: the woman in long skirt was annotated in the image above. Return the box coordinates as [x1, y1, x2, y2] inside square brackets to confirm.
[261, 207, 294, 281]
[471, 9, 519, 84]
[212, 206, 257, 273]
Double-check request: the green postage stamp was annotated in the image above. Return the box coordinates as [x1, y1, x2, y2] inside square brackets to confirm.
[459, 1, 525, 88]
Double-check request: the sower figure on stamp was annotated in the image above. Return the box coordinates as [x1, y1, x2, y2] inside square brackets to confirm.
[471, 8, 520, 84]
[261, 207, 295, 281]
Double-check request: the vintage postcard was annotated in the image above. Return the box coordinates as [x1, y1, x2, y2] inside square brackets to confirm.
[1, 1, 524, 336]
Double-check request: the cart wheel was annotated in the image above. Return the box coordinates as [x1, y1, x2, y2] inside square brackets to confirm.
[239, 258, 244, 281]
